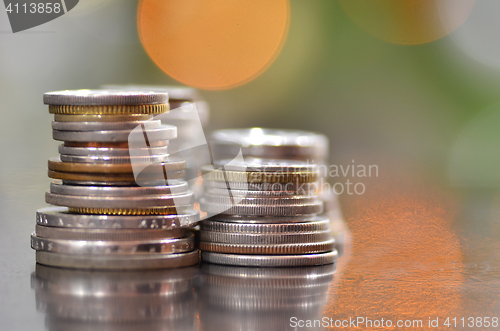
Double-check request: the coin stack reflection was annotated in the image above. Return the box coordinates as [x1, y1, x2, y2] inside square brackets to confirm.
[210, 128, 346, 256]
[31, 264, 198, 330]
[198, 264, 334, 331]
[199, 157, 338, 267]
[31, 90, 200, 269]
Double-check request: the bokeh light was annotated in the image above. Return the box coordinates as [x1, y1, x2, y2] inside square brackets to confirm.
[449, 0, 500, 69]
[137, 0, 290, 90]
[339, 0, 475, 45]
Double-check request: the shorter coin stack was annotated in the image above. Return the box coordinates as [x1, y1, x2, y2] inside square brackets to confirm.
[210, 128, 347, 256]
[199, 158, 338, 267]
[31, 89, 200, 270]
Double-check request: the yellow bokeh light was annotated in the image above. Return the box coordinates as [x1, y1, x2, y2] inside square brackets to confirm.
[137, 0, 290, 90]
[340, 0, 475, 45]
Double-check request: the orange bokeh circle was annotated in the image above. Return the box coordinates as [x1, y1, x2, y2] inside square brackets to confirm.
[339, 0, 475, 45]
[137, 0, 290, 90]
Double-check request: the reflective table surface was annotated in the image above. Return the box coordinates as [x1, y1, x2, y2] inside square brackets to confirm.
[1, 160, 499, 331]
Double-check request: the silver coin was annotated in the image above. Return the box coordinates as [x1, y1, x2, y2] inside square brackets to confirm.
[101, 85, 199, 102]
[50, 180, 188, 197]
[36, 207, 200, 229]
[203, 194, 319, 206]
[45, 191, 194, 209]
[52, 120, 161, 131]
[52, 124, 177, 142]
[36, 250, 199, 270]
[199, 230, 333, 245]
[204, 187, 316, 198]
[210, 128, 329, 160]
[200, 199, 323, 216]
[59, 154, 169, 164]
[58, 145, 169, 156]
[206, 158, 318, 173]
[204, 180, 318, 193]
[200, 217, 330, 233]
[31, 232, 195, 254]
[35, 224, 186, 241]
[208, 215, 318, 224]
[44, 89, 169, 106]
[201, 250, 337, 267]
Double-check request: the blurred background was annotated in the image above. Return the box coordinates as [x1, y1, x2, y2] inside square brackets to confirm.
[2, 0, 500, 329]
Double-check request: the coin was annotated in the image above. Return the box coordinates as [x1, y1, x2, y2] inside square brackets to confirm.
[45, 191, 194, 209]
[204, 180, 319, 192]
[44, 89, 169, 106]
[58, 145, 169, 157]
[31, 232, 195, 254]
[52, 120, 161, 131]
[35, 224, 185, 241]
[201, 250, 337, 267]
[202, 168, 318, 183]
[54, 113, 153, 122]
[67, 206, 188, 215]
[48, 170, 182, 183]
[52, 124, 177, 142]
[59, 154, 169, 164]
[48, 158, 186, 173]
[200, 217, 330, 233]
[64, 140, 168, 148]
[36, 207, 200, 229]
[210, 128, 329, 160]
[59, 154, 170, 164]
[200, 199, 323, 216]
[50, 180, 188, 196]
[205, 187, 316, 197]
[198, 239, 334, 254]
[49, 104, 169, 115]
[36, 250, 200, 270]
[199, 230, 333, 244]
[208, 214, 319, 224]
[202, 194, 320, 206]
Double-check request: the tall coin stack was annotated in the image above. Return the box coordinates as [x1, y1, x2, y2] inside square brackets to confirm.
[31, 89, 200, 270]
[209, 128, 346, 255]
[199, 157, 338, 267]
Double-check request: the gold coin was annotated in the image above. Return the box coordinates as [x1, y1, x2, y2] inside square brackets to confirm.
[64, 141, 168, 148]
[202, 169, 318, 183]
[54, 114, 153, 122]
[48, 170, 185, 182]
[68, 207, 183, 215]
[48, 158, 186, 174]
[49, 104, 169, 115]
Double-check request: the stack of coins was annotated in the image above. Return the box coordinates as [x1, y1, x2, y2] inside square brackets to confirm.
[31, 89, 200, 270]
[199, 158, 338, 266]
[198, 264, 334, 330]
[209, 128, 346, 255]
[31, 264, 198, 329]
